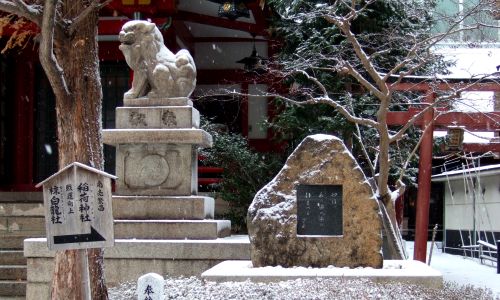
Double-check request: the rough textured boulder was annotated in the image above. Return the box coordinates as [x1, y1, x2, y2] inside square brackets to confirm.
[247, 134, 383, 268]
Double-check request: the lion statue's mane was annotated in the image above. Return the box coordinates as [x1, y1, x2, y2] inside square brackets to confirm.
[119, 20, 196, 99]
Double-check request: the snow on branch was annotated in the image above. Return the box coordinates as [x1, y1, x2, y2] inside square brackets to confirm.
[0, 0, 42, 25]
[39, 0, 71, 98]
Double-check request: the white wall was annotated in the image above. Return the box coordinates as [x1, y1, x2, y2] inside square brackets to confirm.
[444, 174, 500, 232]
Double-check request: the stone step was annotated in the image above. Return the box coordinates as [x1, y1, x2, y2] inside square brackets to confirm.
[0, 281, 26, 297]
[0, 266, 26, 281]
[0, 202, 44, 217]
[113, 196, 214, 220]
[0, 232, 46, 250]
[0, 217, 45, 232]
[0, 251, 26, 265]
[114, 220, 231, 240]
[0, 192, 43, 203]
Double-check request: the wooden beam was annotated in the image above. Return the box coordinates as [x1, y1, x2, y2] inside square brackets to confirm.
[387, 108, 500, 131]
[390, 82, 500, 92]
[191, 37, 258, 43]
[103, 0, 176, 12]
[172, 20, 195, 54]
[462, 143, 500, 152]
[197, 69, 271, 85]
[175, 11, 268, 36]
[98, 19, 129, 35]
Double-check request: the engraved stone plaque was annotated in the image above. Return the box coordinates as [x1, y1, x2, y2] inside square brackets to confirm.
[139, 154, 170, 186]
[116, 143, 197, 196]
[297, 185, 343, 236]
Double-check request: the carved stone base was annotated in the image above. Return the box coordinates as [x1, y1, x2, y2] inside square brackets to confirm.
[115, 143, 197, 196]
[113, 196, 214, 220]
[123, 97, 192, 107]
[116, 106, 199, 129]
[114, 220, 231, 239]
[102, 128, 212, 148]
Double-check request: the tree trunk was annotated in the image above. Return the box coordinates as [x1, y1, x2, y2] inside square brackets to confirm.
[40, 1, 107, 299]
[377, 125, 406, 259]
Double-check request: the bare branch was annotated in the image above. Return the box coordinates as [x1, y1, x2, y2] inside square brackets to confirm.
[344, 61, 385, 100]
[296, 69, 329, 98]
[69, 0, 100, 37]
[0, 0, 41, 25]
[226, 88, 379, 128]
[39, 0, 71, 98]
[325, 13, 389, 97]
[354, 124, 376, 178]
[98, 0, 113, 9]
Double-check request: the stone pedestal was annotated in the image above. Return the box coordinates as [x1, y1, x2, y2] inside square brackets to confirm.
[201, 260, 443, 289]
[102, 97, 230, 238]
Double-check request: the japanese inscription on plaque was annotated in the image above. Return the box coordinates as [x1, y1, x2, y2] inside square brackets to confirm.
[446, 127, 464, 151]
[36, 162, 116, 251]
[297, 185, 343, 236]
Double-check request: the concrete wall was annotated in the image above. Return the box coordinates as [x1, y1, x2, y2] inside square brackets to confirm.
[24, 236, 251, 300]
[443, 174, 500, 253]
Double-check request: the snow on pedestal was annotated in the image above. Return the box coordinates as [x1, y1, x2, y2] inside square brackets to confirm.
[137, 273, 164, 300]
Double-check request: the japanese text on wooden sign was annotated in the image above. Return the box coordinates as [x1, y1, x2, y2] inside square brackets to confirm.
[38, 163, 115, 251]
[297, 185, 343, 236]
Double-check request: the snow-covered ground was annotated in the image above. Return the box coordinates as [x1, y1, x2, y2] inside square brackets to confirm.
[109, 241, 499, 299]
[407, 241, 500, 296]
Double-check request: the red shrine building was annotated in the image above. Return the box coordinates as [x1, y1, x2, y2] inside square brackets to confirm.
[0, 0, 283, 190]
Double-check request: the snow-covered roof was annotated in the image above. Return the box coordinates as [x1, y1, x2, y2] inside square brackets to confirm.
[431, 164, 500, 182]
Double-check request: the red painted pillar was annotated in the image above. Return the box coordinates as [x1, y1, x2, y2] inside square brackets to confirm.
[414, 92, 435, 263]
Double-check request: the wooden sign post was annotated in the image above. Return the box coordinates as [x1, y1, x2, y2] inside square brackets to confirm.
[36, 162, 117, 299]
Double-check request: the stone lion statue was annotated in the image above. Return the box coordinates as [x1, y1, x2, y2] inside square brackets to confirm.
[119, 20, 196, 99]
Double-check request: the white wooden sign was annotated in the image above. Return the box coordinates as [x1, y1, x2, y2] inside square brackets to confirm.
[36, 162, 117, 251]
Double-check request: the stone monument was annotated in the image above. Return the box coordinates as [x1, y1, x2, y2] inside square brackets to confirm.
[102, 20, 230, 240]
[23, 21, 251, 299]
[247, 134, 383, 268]
[137, 273, 164, 300]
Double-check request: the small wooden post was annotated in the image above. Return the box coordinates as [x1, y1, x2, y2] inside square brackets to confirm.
[428, 224, 438, 266]
[79, 248, 91, 300]
[35, 162, 117, 299]
[497, 240, 499, 274]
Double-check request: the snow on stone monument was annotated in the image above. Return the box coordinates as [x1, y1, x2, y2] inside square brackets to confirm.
[248, 134, 383, 268]
[118, 20, 196, 100]
[137, 273, 164, 300]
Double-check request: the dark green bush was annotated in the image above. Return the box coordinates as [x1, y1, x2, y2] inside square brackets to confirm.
[200, 117, 286, 232]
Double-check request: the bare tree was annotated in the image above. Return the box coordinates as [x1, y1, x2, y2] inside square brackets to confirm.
[242, 0, 500, 259]
[0, 0, 109, 298]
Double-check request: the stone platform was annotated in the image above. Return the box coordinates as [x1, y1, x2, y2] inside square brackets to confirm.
[201, 260, 443, 289]
[24, 236, 251, 300]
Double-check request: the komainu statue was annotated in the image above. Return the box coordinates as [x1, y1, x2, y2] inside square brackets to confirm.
[119, 20, 197, 99]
